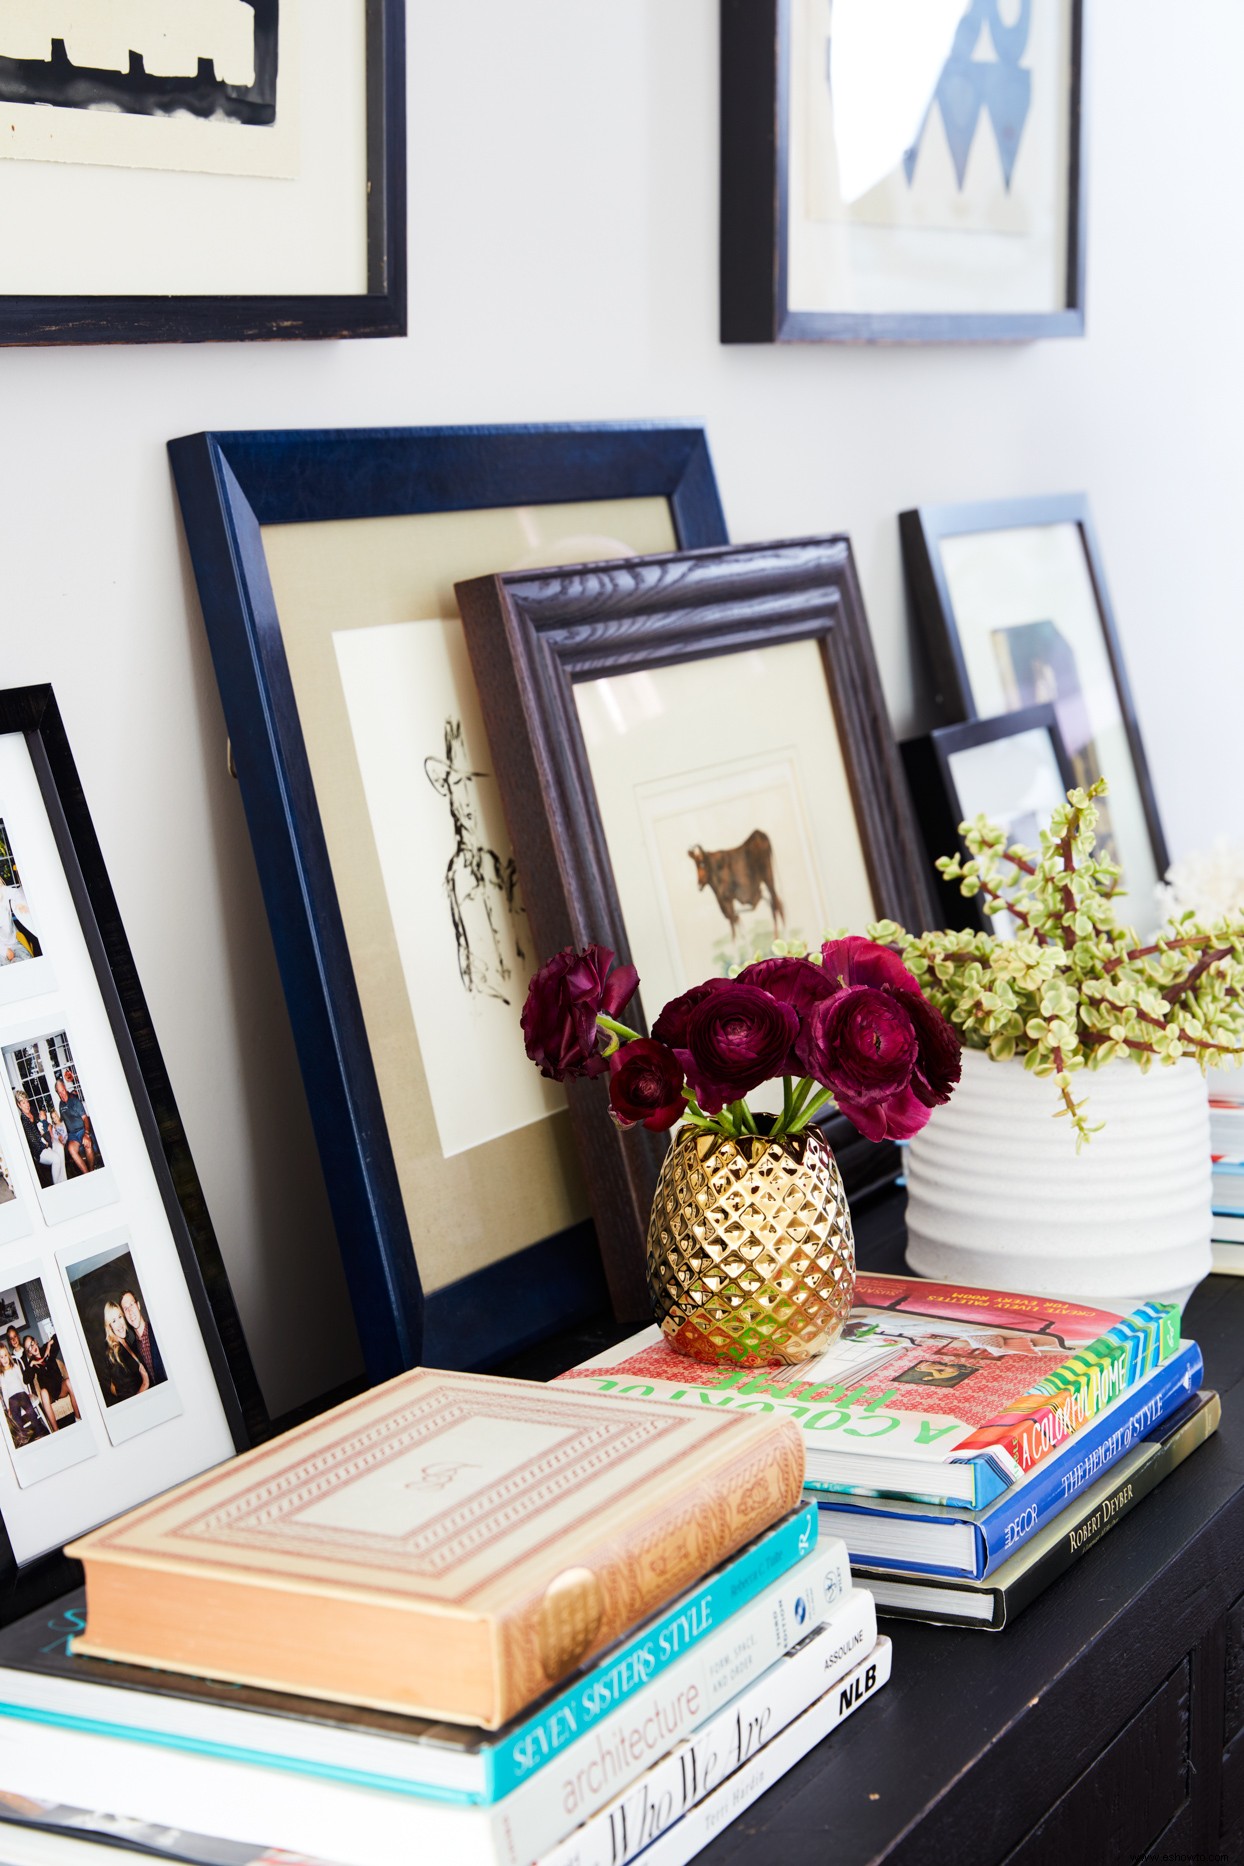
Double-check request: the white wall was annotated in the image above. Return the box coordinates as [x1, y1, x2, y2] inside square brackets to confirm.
[2, 0, 1240, 1417]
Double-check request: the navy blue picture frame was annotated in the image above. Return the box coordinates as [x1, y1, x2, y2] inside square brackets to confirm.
[168, 424, 730, 1384]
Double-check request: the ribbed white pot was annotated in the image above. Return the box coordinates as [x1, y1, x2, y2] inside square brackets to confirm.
[905, 1049, 1213, 1311]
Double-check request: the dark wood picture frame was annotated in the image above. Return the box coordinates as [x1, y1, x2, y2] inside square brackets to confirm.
[720, 0, 1088, 344]
[169, 423, 730, 1382]
[0, 685, 262, 1629]
[902, 703, 1076, 931]
[456, 536, 939, 1318]
[0, 0, 405, 347]
[899, 492, 1169, 889]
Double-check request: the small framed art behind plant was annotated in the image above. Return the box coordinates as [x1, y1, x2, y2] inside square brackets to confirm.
[456, 537, 938, 1314]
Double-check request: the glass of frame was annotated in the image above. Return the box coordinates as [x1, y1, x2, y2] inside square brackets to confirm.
[0, 0, 403, 345]
[455, 536, 938, 1314]
[171, 423, 730, 1378]
[900, 493, 1169, 918]
[721, 0, 1086, 342]
[902, 703, 1076, 933]
[0, 687, 260, 1613]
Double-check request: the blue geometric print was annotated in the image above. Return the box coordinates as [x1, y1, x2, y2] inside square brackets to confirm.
[901, 0, 1032, 193]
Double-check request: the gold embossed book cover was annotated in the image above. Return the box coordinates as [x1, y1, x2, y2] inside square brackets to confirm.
[66, 1367, 804, 1728]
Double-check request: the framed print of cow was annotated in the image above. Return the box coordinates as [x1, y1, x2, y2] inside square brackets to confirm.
[455, 537, 937, 1311]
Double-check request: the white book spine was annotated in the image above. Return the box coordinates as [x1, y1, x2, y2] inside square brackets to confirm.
[0, 1544, 853, 1866]
[636, 1636, 893, 1866]
[540, 1588, 877, 1866]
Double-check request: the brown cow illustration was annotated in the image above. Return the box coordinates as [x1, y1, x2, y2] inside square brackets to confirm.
[688, 830, 784, 935]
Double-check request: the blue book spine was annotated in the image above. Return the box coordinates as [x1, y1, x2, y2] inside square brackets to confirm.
[974, 1340, 1202, 1575]
[484, 1502, 818, 1801]
[817, 1343, 1202, 1580]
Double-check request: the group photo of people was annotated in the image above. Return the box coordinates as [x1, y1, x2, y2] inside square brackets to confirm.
[65, 1243, 166, 1411]
[3, 1032, 105, 1192]
[0, 1277, 82, 1453]
[0, 818, 42, 970]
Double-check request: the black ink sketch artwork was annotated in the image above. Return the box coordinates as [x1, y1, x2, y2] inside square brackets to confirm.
[688, 830, 785, 936]
[889, 0, 1033, 192]
[990, 618, 1121, 869]
[424, 719, 529, 1006]
[0, 1, 279, 128]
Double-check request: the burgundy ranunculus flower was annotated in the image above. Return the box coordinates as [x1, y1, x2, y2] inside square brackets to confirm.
[735, 955, 837, 1073]
[681, 982, 799, 1115]
[521, 943, 639, 1082]
[651, 979, 728, 1050]
[608, 1040, 686, 1131]
[796, 937, 961, 1142]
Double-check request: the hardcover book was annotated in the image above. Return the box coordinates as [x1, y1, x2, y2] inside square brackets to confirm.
[66, 1368, 805, 1728]
[559, 1274, 1180, 1508]
[811, 1341, 1202, 1578]
[857, 1389, 1220, 1628]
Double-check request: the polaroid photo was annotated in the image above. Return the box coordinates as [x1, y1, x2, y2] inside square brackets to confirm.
[59, 1233, 181, 1447]
[0, 813, 56, 1007]
[0, 1133, 32, 1248]
[0, 1269, 95, 1488]
[3, 1029, 117, 1224]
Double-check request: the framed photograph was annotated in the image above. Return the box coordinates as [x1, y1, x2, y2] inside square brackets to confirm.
[455, 536, 938, 1314]
[721, 0, 1086, 343]
[900, 493, 1169, 914]
[170, 422, 730, 1378]
[0, 686, 262, 1625]
[0, 0, 404, 345]
[902, 703, 1076, 931]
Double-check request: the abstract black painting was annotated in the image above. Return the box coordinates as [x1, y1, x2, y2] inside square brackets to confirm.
[0, 1, 279, 127]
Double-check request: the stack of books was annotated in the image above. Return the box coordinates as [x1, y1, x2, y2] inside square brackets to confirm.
[1211, 1082, 1244, 1272]
[0, 1366, 890, 1865]
[561, 1274, 1218, 1630]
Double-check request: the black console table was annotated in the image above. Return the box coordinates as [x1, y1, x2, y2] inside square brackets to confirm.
[501, 1191, 1244, 1865]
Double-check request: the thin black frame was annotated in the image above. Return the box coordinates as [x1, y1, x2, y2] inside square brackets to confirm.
[902, 703, 1077, 931]
[720, 0, 1088, 344]
[456, 536, 939, 1318]
[0, 0, 405, 347]
[899, 492, 1169, 886]
[169, 423, 730, 1383]
[0, 685, 261, 1628]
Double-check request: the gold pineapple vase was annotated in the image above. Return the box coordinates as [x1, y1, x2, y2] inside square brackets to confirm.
[646, 1126, 855, 1366]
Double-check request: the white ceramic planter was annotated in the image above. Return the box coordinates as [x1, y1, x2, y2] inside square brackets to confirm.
[905, 1049, 1213, 1311]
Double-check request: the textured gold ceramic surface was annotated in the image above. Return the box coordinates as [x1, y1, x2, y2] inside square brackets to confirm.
[646, 1127, 856, 1366]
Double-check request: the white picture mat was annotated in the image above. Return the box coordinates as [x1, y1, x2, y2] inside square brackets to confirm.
[788, 0, 1073, 315]
[0, 2, 299, 179]
[0, 1262, 96, 1491]
[0, 1139, 33, 1250]
[0, 733, 234, 1564]
[938, 522, 1159, 914]
[333, 618, 563, 1161]
[574, 638, 877, 1028]
[0, 0, 369, 296]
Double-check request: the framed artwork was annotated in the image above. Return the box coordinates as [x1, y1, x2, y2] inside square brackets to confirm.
[902, 703, 1076, 932]
[0, 0, 404, 345]
[721, 0, 1087, 343]
[0, 685, 261, 1626]
[900, 493, 1169, 915]
[455, 537, 938, 1315]
[170, 422, 730, 1379]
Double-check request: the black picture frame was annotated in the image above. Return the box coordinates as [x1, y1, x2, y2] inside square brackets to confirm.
[455, 536, 939, 1318]
[0, 685, 262, 1630]
[0, 0, 405, 347]
[169, 422, 731, 1382]
[902, 703, 1077, 931]
[720, 0, 1088, 344]
[899, 492, 1169, 901]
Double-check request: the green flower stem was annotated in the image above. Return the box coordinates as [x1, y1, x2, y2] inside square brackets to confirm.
[732, 1100, 759, 1135]
[780, 1075, 794, 1132]
[789, 1086, 835, 1131]
[596, 1014, 643, 1044]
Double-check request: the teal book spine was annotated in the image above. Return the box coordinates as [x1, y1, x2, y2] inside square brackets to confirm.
[485, 1503, 818, 1800]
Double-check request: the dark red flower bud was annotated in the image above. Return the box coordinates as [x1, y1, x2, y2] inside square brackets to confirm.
[608, 1040, 686, 1131]
[520, 944, 639, 1082]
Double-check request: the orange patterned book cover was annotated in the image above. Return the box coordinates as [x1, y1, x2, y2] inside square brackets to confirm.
[66, 1367, 804, 1728]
